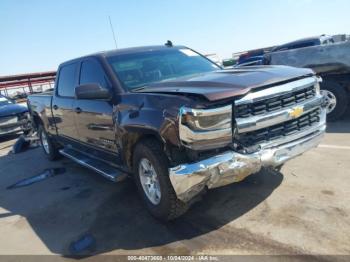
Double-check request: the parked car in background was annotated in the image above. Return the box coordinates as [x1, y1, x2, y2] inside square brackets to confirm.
[222, 58, 237, 67]
[236, 35, 334, 67]
[271, 35, 334, 52]
[236, 49, 266, 66]
[236, 55, 265, 67]
[0, 95, 31, 137]
[265, 36, 350, 121]
[28, 44, 326, 221]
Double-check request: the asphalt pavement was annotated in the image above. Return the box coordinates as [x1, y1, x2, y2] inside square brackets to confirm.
[0, 113, 349, 260]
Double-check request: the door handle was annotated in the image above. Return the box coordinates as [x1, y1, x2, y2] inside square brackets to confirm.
[53, 105, 58, 110]
[75, 107, 82, 114]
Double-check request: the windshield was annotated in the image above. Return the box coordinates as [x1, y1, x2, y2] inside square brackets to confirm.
[107, 48, 220, 90]
[0, 96, 12, 106]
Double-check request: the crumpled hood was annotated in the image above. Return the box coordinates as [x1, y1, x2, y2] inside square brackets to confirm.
[0, 103, 28, 117]
[133, 65, 314, 101]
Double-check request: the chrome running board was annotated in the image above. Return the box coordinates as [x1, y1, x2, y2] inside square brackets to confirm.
[59, 148, 127, 182]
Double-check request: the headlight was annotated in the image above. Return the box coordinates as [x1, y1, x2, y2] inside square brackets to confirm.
[180, 105, 232, 131]
[179, 105, 232, 150]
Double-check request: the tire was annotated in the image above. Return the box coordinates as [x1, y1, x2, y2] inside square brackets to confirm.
[38, 125, 60, 161]
[320, 81, 348, 121]
[133, 139, 188, 221]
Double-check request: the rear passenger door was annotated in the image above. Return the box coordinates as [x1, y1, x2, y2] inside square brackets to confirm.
[52, 62, 80, 141]
[73, 58, 119, 162]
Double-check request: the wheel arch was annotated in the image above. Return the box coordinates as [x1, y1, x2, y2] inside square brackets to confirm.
[31, 112, 44, 130]
[121, 128, 168, 170]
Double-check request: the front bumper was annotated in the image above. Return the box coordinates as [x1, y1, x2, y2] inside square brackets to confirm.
[169, 120, 326, 202]
[0, 118, 31, 136]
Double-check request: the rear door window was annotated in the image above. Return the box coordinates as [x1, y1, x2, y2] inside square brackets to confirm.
[57, 63, 78, 97]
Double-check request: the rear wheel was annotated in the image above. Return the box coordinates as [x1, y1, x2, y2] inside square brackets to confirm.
[38, 125, 60, 161]
[133, 139, 188, 221]
[320, 81, 348, 121]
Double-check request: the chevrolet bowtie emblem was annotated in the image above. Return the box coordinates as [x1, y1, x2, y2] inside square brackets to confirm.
[289, 106, 304, 118]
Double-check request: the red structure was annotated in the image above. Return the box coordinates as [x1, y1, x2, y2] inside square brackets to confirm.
[0, 71, 56, 99]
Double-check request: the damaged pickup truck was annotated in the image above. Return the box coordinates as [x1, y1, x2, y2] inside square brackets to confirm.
[28, 44, 327, 220]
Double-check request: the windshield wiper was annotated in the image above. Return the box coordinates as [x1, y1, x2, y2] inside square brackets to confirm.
[130, 86, 147, 92]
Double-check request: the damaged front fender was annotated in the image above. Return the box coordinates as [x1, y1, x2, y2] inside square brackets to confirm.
[115, 92, 196, 168]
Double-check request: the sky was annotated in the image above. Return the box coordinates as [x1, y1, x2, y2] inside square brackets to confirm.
[1, 0, 350, 76]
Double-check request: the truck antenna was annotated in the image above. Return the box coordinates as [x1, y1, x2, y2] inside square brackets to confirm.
[108, 16, 118, 49]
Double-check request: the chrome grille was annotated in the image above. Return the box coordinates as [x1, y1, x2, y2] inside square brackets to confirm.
[237, 108, 321, 147]
[235, 85, 316, 118]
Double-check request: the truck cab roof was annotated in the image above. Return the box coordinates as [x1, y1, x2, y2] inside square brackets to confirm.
[60, 45, 188, 66]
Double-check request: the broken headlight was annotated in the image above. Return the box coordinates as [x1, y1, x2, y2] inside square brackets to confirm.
[180, 105, 232, 131]
[179, 105, 232, 150]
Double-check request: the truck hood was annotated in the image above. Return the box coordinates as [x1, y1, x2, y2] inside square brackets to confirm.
[0, 103, 28, 117]
[133, 66, 314, 101]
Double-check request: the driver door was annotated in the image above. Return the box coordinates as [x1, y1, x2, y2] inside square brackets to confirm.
[73, 58, 119, 163]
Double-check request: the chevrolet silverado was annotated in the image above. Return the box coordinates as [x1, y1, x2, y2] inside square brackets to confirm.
[27, 44, 327, 220]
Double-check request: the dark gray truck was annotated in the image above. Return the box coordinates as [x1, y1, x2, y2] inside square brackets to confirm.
[27, 45, 327, 220]
[265, 39, 350, 121]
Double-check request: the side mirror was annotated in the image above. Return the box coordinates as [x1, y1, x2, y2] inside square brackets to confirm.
[75, 83, 111, 100]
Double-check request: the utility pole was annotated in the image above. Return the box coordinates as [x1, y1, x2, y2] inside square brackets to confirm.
[108, 16, 118, 49]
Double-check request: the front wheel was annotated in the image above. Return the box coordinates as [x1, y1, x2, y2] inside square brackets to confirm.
[133, 139, 188, 221]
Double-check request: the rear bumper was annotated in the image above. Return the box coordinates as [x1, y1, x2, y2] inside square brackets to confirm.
[169, 121, 326, 202]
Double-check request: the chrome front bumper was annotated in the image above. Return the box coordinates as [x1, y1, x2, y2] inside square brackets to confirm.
[169, 116, 326, 202]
